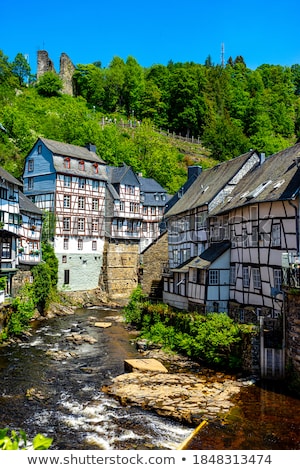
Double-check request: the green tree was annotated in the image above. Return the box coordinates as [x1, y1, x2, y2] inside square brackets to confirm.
[31, 264, 52, 314]
[36, 71, 62, 97]
[103, 56, 126, 112]
[73, 64, 105, 107]
[123, 56, 145, 118]
[11, 53, 31, 86]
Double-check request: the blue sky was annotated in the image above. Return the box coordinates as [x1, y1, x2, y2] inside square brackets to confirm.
[1, 0, 300, 73]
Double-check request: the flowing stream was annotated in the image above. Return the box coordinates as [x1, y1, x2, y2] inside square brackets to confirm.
[0, 307, 299, 450]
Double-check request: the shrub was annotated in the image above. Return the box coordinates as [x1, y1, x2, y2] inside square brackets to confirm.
[0, 428, 52, 450]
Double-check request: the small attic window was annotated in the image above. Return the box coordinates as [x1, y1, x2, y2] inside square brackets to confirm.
[273, 179, 285, 190]
[38, 144, 42, 154]
[246, 180, 272, 200]
[93, 163, 98, 174]
[79, 160, 85, 171]
[64, 157, 70, 169]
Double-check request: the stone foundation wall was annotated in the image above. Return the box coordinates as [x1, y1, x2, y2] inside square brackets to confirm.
[101, 241, 139, 300]
[140, 232, 168, 298]
[286, 293, 300, 378]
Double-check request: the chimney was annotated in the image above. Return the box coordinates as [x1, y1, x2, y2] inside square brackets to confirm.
[260, 153, 265, 165]
[86, 143, 97, 153]
[188, 165, 202, 180]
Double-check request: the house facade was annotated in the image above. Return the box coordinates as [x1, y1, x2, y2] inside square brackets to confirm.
[0, 166, 43, 299]
[162, 150, 262, 311]
[23, 138, 108, 291]
[23, 138, 169, 295]
[162, 142, 300, 322]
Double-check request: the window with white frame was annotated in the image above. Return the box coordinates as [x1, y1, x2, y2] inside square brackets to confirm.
[78, 218, 85, 231]
[92, 198, 99, 211]
[271, 224, 281, 247]
[120, 201, 125, 211]
[229, 265, 236, 285]
[196, 212, 207, 230]
[252, 267, 262, 289]
[79, 178, 85, 189]
[63, 238, 69, 250]
[92, 240, 97, 251]
[78, 196, 85, 210]
[180, 248, 191, 263]
[63, 217, 70, 230]
[274, 269, 282, 291]
[92, 180, 99, 191]
[173, 249, 179, 265]
[209, 269, 219, 285]
[28, 177, 34, 190]
[78, 239, 83, 250]
[243, 266, 250, 287]
[63, 195, 71, 208]
[28, 159, 34, 172]
[252, 225, 259, 246]
[92, 218, 99, 232]
[64, 175, 71, 187]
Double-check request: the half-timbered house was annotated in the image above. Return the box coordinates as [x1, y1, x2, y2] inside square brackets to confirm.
[23, 138, 108, 291]
[137, 175, 169, 252]
[18, 191, 43, 265]
[209, 142, 300, 322]
[162, 150, 262, 310]
[0, 167, 23, 296]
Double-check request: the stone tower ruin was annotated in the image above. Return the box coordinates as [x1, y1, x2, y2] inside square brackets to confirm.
[37, 50, 75, 96]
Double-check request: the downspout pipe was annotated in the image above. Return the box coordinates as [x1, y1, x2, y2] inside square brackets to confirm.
[289, 198, 299, 256]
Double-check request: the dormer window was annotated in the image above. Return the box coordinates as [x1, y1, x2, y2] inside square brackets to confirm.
[93, 163, 98, 174]
[64, 157, 71, 169]
[79, 160, 85, 171]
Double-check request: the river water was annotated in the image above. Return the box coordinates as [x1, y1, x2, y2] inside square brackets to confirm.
[0, 307, 299, 450]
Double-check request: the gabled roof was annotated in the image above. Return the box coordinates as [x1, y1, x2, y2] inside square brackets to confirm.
[0, 166, 22, 187]
[39, 137, 106, 164]
[107, 163, 140, 186]
[211, 142, 300, 215]
[165, 150, 259, 217]
[19, 191, 43, 215]
[137, 175, 170, 207]
[137, 176, 167, 193]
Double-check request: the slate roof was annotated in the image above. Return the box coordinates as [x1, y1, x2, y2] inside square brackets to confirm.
[0, 166, 22, 187]
[19, 191, 43, 215]
[172, 241, 231, 272]
[40, 137, 106, 164]
[165, 150, 259, 217]
[211, 142, 300, 215]
[137, 175, 170, 207]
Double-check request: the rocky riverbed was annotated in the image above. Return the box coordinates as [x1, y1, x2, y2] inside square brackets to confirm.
[102, 347, 256, 426]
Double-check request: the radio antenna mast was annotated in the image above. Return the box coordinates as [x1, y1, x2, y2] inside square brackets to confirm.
[221, 43, 225, 67]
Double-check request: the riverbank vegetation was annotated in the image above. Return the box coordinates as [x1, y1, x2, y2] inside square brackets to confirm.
[0, 428, 52, 450]
[0, 242, 58, 342]
[123, 286, 254, 370]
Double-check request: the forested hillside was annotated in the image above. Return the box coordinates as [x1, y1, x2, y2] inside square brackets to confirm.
[1, 49, 300, 193]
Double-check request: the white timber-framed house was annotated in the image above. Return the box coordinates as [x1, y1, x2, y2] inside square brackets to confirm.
[162, 150, 262, 311]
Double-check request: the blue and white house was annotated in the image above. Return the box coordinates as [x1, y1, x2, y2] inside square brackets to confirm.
[23, 138, 108, 291]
